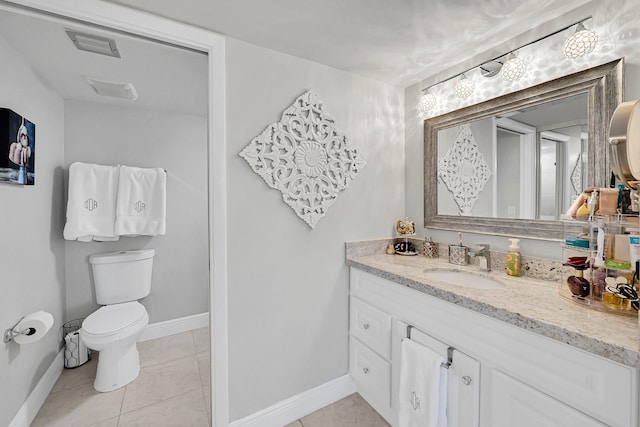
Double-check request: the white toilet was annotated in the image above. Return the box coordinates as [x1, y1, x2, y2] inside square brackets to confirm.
[80, 249, 155, 392]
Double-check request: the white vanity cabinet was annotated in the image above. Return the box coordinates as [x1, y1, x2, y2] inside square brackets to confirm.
[349, 267, 639, 427]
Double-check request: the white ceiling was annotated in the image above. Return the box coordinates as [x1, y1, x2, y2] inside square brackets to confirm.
[0, 0, 592, 116]
[106, 0, 592, 86]
[0, 8, 208, 115]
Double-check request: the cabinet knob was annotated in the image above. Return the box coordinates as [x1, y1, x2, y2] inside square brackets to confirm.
[363, 323, 370, 330]
[362, 367, 369, 374]
[462, 375, 472, 386]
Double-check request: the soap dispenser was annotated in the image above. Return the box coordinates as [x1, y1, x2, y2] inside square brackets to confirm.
[506, 238, 522, 277]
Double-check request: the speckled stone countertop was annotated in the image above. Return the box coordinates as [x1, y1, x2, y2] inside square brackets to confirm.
[346, 239, 640, 368]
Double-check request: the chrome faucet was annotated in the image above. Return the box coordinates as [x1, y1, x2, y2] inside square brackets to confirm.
[468, 244, 491, 271]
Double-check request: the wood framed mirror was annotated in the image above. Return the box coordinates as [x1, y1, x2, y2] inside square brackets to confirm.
[424, 58, 624, 240]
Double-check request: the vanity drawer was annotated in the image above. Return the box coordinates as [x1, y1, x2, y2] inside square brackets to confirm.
[350, 296, 391, 359]
[350, 337, 391, 414]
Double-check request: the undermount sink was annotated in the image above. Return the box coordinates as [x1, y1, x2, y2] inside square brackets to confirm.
[422, 268, 505, 290]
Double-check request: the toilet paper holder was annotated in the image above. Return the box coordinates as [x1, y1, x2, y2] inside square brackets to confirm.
[3, 316, 35, 343]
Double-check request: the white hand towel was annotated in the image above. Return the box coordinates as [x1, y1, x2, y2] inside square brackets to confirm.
[437, 364, 448, 427]
[63, 162, 119, 241]
[115, 166, 166, 236]
[399, 338, 447, 427]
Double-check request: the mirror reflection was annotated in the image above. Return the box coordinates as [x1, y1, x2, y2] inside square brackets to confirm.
[424, 59, 623, 240]
[437, 94, 587, 220]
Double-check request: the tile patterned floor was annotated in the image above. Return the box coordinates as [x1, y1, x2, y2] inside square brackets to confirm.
[287, 393, 390, 427]
[32, 328, 389, 426]
[33, 328, 211, 427]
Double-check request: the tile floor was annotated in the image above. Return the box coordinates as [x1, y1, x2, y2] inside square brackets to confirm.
[284, 393, 390, 427]
[32, 328, 389, 427]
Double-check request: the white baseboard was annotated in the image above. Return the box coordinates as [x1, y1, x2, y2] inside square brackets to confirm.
[138, 312, 209, 342]
[9, 350, 64, 427]
[230, 374, 357, 427]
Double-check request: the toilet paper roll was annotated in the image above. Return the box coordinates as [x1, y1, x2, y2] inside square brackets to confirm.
[13, 311, 54, 344]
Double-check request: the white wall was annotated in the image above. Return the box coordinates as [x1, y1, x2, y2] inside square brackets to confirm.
[63, 100, 209, 323]
[404, 0, 640, 258]
[225, 38, 405, 421]
[0, 36, 66, 427]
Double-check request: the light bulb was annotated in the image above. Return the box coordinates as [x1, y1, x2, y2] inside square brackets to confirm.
[454, 74, 474, 99]
[418, 92, 436, 113]
[562, 23, 598, 59]
[501, 53, 526, 81]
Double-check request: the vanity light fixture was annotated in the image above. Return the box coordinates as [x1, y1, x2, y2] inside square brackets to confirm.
[479, 60, 503, 78]
[501, 53, 526, 81]
[418, 89, 437, 114]
[418, 17, 597, 114]
[454, 74, 474, 99]
[562, 22, 598, 59]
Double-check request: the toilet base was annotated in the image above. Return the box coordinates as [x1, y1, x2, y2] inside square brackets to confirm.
[94, 342, 141, 392]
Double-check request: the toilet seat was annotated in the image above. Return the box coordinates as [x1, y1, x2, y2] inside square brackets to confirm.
[82, 301, 147, 337]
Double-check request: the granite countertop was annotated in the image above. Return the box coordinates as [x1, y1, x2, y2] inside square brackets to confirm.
[346, 242, 640, 368]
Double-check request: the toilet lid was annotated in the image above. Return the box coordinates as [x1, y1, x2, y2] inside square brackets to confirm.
[82, 302, 146, 336]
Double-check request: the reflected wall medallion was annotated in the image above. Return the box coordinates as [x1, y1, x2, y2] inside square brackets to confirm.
[438, 124, 491, 215]
[239, 90, 366, 229]
[570, 152, 582, 199]
[0, 108, 35, 185]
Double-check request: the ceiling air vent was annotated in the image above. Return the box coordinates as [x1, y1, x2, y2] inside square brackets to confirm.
[86, 77, 138, 100]
[66, 29, 121, 58]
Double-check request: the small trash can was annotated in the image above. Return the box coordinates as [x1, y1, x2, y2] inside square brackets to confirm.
[63, 319, 90, 368]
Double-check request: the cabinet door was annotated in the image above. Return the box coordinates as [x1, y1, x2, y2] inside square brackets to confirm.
[486, 369, 606, 427]
[349, 337, 391, 421]
[391, 319, 480, 427]
[448, 350, 480, 427]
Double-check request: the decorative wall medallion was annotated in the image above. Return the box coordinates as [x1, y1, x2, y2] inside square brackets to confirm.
[438, 124, 491, 215]
[239, 90, 366, 229]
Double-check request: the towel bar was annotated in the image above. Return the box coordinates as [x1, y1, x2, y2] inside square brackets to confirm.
[406, 325, 453, 369]
[444, 347, 453, 369]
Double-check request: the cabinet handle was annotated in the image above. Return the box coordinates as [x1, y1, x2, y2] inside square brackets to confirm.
[362, 367, 369, 374]
[462, 376, 472, 386]
[363, 323, 370, 330]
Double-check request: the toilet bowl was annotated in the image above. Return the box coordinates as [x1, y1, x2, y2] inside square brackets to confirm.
[79, 249, 155, 392]
[81, 301, 149, 392]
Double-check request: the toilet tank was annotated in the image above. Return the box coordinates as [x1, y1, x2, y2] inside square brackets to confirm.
[90, 249, 155, 305]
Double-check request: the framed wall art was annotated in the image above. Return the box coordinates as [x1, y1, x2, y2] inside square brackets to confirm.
[0, 108, 35, 185]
